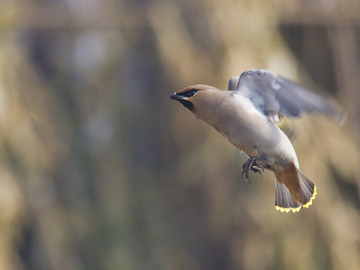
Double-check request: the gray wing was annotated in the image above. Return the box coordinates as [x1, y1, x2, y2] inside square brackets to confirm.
[230, 69, 346, 125]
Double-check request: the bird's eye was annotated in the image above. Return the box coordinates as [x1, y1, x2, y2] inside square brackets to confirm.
[184, 89, 198, 97]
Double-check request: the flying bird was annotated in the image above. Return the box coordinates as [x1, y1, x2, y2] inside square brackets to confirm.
[170, 69, 346, 213]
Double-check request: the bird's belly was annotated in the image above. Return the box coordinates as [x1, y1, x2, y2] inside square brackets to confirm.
[210, 115, 296, 166]
[211, 116, 272, 155]
[219, 126, 267, 156]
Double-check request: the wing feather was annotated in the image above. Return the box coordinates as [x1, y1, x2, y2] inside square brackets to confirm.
[231, 69, 346, 125]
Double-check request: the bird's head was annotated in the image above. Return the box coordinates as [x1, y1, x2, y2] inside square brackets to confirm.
[170, 85, 219, 114]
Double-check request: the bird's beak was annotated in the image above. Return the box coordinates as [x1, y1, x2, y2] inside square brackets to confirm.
[170, 93, 181, 100]
[170, 92, 194, 111]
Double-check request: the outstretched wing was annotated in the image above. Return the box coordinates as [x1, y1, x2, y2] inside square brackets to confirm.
[229, 69, 346, 125]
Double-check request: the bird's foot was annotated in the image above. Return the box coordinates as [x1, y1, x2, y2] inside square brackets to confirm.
[241, 157, 266, 183]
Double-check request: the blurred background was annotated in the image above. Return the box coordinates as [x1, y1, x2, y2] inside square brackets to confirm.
[0, 0, 359, 269]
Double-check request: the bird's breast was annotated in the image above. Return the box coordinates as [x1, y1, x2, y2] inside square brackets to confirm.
[196, 94, 296, 165]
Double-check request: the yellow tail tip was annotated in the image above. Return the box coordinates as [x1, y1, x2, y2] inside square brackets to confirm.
[302, 185, 317, 208]
[275, 185, 317, 213]
[275, 205, 301, 213]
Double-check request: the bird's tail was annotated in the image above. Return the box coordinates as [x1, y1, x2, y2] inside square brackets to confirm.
[274, 163, 317, 213]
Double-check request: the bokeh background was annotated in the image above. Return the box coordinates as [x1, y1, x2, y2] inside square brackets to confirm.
[0, 0, 359, 269]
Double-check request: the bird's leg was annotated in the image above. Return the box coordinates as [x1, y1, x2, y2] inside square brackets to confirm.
[241, 157, 267, 183]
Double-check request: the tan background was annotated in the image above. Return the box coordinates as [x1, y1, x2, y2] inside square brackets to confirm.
[0, 0, 359, 269]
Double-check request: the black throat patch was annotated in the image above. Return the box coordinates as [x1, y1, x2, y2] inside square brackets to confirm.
[176, 99, 194, 112]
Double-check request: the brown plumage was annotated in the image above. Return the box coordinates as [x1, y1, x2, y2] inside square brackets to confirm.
[171, 69, 345, 213]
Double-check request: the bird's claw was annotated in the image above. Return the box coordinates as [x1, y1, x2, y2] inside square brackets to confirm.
[241, 157, 265, 183]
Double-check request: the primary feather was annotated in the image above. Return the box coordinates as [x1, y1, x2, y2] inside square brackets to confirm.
[229, 69, 346, 125]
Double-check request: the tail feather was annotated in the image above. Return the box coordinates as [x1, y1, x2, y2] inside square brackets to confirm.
[275, 180, 301, 213]
[274, 163, 317, 213]
[297, 169, 317, 208]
